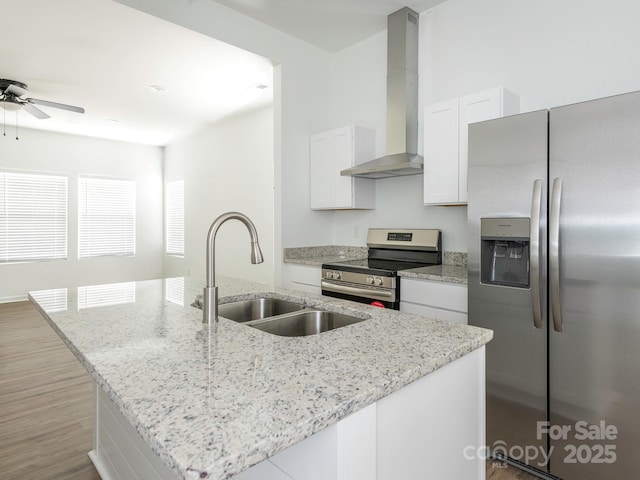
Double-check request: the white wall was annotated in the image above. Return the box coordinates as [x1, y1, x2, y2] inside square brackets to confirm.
[327, 29, 468, 252]
[115, 0, 336, 286]
[331, 176, 468, 251]
[330, 0, 640, 253]
[0, 128, 164, 301]
[163, 107, 274, 285]
[115, 0, 640, 259]
[420, 0, 640, 111]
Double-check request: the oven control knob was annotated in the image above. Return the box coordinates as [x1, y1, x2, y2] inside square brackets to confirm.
[334, 272, 341, 280]
[374, 276, 383, 286]
[326, 271, 334, 279]
[366, 276, 374, 285]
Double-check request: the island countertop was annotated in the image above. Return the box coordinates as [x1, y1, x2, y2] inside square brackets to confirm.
[29, 276, 492, 480]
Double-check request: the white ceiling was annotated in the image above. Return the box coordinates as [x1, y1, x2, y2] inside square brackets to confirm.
[0, 0, 273, 146]
[215, 0, 447, 53]
[0, 0, 446, 146]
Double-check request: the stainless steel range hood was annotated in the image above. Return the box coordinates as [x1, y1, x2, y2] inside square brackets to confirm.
[341, 7, 422, 179]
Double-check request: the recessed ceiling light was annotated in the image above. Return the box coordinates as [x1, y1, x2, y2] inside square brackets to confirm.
[149, 85, 166, 93]
[243, 83, 269, 93]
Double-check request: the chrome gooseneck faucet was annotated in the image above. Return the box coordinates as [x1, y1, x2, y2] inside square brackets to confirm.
[203, 212, 264, 324]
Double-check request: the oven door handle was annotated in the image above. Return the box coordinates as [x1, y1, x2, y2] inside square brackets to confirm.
[321, 280, 396, 302]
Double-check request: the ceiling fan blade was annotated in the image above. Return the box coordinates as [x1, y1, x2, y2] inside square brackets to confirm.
[22, 103, 51, 120]
[5, 83, 28, 97]
[27, 98, 85, 114]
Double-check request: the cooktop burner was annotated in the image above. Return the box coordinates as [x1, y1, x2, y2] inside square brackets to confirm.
[323, 258, 433, 275]
[322, 228, 442, 278]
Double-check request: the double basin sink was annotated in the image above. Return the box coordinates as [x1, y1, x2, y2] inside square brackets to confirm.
[217, 297, 367, 337]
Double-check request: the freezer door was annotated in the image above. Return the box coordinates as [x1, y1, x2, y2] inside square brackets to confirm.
[468, 110, 549, 473]
[549, 91, 640, 479]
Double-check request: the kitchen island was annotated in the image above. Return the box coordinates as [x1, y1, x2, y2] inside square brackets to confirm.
[29, 276, 492, 480]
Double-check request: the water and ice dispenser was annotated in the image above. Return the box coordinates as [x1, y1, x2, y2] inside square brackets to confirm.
[480, 218, 530, 288]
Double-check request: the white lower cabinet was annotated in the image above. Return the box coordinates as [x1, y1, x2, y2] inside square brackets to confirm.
[400, 278, 468, 324]
[232, 461, 292, 480]
[237, 347, 486, 480]
[90, 387, 182, 480]
[91, 348, 485, 480]
[238, 404, 376, 480]
[281, 264, 321, 295]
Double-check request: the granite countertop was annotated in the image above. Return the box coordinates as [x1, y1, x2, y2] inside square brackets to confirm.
[284, 246, 468, 284]
[29, 276, 490, 480]
[283, 255, 360, 267]
[398, 264, 468, 285]
[283, 245, 367, 267]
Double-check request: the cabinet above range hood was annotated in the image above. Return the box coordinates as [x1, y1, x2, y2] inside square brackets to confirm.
[341, 7, 422, 179]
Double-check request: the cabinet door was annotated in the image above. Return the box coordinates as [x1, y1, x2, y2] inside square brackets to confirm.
[425, 87, 519, 206]
[458, 88, 504, 203]
[436, 309, 468, 325]
[310, 133, 337, 209]
[400, 301, 437, 319]
[282, 265, 322, 295]
[233, 460, 294, 480]
[401, 278, 468, 313]
[423, 98, 460, 205]
[310, 126, 375, 210]
[310, 127, 357, 210]
[329, 128, 354, 207]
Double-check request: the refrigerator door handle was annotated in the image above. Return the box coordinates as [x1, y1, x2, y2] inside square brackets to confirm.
[550, 177, 563, 332]
[530, 179, 543, 329]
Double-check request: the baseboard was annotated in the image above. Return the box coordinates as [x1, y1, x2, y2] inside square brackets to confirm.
[88, 450, 113, 480]
[0, 295, 28, 304]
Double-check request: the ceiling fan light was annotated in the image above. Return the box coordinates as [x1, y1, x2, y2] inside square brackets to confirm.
[1, 100, 21, 112]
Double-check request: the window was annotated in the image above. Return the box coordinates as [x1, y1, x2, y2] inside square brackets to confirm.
[77, 282, 136, 310]
[29, 288, 68, 312]
[0, 171, 67, 263]
[78, 176, 135, 258]
[165, 277, 184, 306]
[165, 180, 184, 256]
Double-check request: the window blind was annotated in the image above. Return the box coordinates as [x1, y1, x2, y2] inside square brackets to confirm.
[0, 171, 67, 263]
[30, 288, 68, 312]
[165, 180, 184, 256]
[79, 176, 135, 258]
[77, 282, 136, 310]
[165, 277, 184, 306]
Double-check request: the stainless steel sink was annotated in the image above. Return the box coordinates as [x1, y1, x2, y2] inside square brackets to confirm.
[249, 310, 366, 337]
[217, 297, 305, 323]
[213, 296, 369, 336]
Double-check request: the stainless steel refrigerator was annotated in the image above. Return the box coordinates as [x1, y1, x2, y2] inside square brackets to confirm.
[468, 90, 640, 479]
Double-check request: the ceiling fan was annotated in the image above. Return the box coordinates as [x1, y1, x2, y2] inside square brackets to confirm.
[0, 78, 85, 119]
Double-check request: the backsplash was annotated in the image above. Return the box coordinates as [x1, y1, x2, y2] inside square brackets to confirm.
[283, 245, 368, 260]
[443, 252, 467, 267]
[284, 246, 466, 266]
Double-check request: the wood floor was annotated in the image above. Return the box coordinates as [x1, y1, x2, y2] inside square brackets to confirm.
[0, 301, 100, 480]
[487, 459, 545, 479]
[0, 301, 542, 480]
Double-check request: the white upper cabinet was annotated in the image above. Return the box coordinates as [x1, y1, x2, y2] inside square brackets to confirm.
[423, 99, 460, 206]
[310, 125, 376, 210]
[424, 87, 519, 205]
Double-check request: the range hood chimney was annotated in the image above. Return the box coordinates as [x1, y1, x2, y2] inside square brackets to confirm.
[341, 7, 422, 179]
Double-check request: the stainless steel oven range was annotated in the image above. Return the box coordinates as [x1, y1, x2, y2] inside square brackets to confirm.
[321, 228, 442, 310]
